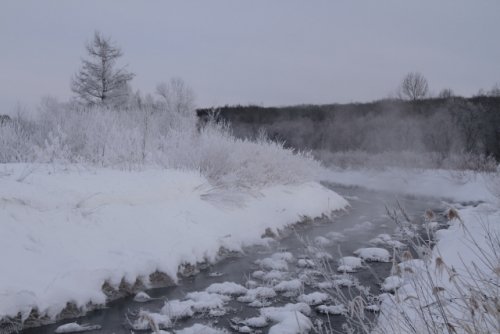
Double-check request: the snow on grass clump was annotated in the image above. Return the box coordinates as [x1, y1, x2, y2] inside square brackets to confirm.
[161, 300, 195, 319]
[353, 247, 391, 262]
[131, 311, 172, 331]
[380, 276, 404, 292]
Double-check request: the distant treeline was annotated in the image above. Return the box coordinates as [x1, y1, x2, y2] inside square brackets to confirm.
[197, 97, 500, 161]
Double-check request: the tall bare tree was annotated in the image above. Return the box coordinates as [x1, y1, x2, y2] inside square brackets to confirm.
[399, 72, 429, 101]
[71, 31, 134, 107]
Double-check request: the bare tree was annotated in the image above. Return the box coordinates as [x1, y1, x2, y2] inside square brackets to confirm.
[488, 83, 500, 97]
[71, 31, 134, 107]
[438, 88, 454, 99]
[0, 115, 11, 126]
[399, 72, 429, 101]
[155, 77, 195, 115]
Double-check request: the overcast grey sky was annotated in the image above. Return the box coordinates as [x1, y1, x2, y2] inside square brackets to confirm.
[1, 0, 499, 112]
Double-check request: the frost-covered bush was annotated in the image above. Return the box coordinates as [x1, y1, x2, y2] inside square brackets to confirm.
[0, 101, 321, 188]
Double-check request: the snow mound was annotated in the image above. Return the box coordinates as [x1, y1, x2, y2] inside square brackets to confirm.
[316, 304, 346, 315]
[381, 276, 404, 292]
[176, 323, 228, 334]
[297, 292, 330, 305]
[54, 323, 101, 333]
[133, 291, 153, 303]
[205, 282, 247, 296]
[273, 279, 303, 293]
[369, 234, 405, 249]
[337, 256, 363, 272]
[354, 247, 391, 262]
[161, 300, 195, 319]
[184, 291, 229, 312]
[260, 303, 312, 334]
[255, 257, 289, 271]
[241, 316, 268, 328]
[253, 270, 289, 283]
[237, 287, 277, 303]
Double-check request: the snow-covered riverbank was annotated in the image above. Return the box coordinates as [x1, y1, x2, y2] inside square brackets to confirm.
[0, 164, 348, 324]
[324, 167, 500, 333]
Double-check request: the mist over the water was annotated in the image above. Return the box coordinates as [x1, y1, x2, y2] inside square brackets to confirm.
[198, 97, 500, 170]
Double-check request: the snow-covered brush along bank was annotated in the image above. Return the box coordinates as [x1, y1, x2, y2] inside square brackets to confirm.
[0, 104, 321, 188]
[0, 164, 348, 326]
[372, 204, 500, 334]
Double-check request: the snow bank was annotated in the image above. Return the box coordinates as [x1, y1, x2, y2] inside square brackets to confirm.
[0, 164, 348, 322]
[374, 202, 500, 333]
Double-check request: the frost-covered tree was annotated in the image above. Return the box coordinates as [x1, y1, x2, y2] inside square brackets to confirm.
[71, 31, 134, 107]
[155, 77, 195, 115]
[399, 72, 429, 101]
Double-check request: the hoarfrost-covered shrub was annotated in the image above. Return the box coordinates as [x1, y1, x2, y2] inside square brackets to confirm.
[0, 103, 321, 187]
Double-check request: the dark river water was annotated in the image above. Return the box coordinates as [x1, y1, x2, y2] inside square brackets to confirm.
[22, 184, 447, 334]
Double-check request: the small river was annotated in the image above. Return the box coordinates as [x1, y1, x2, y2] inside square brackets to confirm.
[22, 184, 447, 334]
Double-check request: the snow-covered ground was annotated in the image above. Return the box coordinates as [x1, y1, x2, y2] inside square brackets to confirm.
[0, 163, 348, 323]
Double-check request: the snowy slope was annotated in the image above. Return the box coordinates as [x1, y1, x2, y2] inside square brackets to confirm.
[0, 164, 348, 321]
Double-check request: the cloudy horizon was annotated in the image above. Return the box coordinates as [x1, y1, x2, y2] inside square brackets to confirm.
[1, 0, 499, 113]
